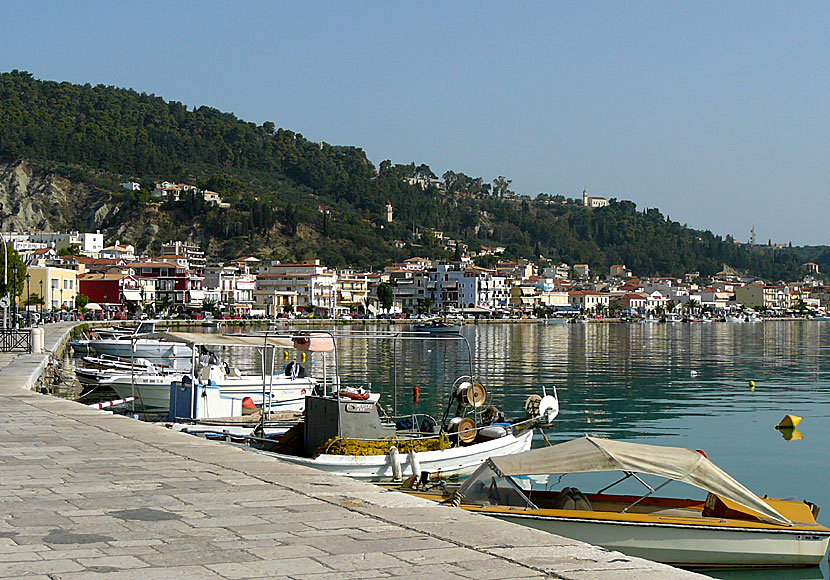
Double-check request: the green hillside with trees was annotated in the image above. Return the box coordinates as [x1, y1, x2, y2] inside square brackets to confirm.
[0, 70, 822, 279]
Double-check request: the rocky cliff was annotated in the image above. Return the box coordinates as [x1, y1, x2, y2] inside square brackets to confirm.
[0, 160, 106, 231]
[0, 159, 172, 252]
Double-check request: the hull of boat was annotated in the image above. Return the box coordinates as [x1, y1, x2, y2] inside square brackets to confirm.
[413, 324, 462, 334]
[482, 512, 830, 568]
[108, 375, 185, 411]
[111, 376, 314, 413]
[259, 429, 534, 482]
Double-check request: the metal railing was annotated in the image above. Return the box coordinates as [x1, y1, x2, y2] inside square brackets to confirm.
[0, 328, 32, 353]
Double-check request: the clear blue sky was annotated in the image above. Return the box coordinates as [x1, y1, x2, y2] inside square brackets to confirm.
[2, 1, 829, 245]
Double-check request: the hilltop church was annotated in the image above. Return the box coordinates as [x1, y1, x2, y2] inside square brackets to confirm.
[582, 189, 609, 208]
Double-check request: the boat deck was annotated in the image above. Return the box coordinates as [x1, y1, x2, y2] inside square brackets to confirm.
[0, 322, 706, 579]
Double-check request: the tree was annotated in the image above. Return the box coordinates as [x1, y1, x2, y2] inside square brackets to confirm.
[75, 294, 90, 310]
[417, 297, 434, 315]
[492, 175, 512, 198]
[25, 293, 44, 307]
[58, 245, 80, 257]
[376, 282, 394, 313]
[0, 249, 26, 298]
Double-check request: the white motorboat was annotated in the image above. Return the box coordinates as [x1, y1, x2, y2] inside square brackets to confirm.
[87, 338, 193, 367]
[404, 436, 830, 568]
[71, 321, 160, 355]
[108, 362, 316, 414]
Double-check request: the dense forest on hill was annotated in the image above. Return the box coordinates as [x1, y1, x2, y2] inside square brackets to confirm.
[0, 70, 823, 279]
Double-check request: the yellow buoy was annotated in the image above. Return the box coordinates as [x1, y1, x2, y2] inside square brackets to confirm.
[776, 414, 803, 429]
[749, 380, 756, 391]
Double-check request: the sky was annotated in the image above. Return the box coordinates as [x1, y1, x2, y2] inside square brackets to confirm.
[2, 1, 829, 245]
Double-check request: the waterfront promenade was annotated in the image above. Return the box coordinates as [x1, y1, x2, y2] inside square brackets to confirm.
[0, 323, 706, 579]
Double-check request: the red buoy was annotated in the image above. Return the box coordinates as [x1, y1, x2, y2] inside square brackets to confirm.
[242, 396, 256, 409]
[413, 385, 420, 403]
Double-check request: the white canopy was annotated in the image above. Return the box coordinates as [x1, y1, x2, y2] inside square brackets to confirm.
[85, 302, 103, 311]
[122, 290, 142, 301]
[146, 331, 335, 352]
[147, 331, 296, 349]
[463, 436, 790, 526]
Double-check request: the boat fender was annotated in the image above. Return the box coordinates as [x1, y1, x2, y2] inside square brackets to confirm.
[389, 446, 402, 481]
[408, 450, 421, 478]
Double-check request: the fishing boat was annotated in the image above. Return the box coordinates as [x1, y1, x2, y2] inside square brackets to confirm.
[401, 436, 830, 568]
[244, 331, 559, 482]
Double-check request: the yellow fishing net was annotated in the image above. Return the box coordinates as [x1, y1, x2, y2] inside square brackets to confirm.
[315, 434, 452, 457]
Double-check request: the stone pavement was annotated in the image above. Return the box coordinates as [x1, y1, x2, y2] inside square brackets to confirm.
[0, 323, 709, 579]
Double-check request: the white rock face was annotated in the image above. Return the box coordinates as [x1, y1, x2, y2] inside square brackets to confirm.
[0, 160, 107, 231]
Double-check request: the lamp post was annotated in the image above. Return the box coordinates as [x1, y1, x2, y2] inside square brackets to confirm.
[39, 279, 43, 318]
[11, 262, 17, 328]
[60, 284, 64, 316]
[25, 274, 30, 322]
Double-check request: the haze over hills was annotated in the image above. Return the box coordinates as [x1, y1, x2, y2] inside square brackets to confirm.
[0, 70, 826, 280]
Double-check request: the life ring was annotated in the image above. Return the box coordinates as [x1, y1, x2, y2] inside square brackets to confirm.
[336, 391, 370, 401]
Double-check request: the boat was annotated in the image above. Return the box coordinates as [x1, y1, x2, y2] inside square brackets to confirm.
[70, 320, 160, 355]
[161, 329, 558, 482]
[413, 320, 462, 334]
[400, 436, 830, 568]
[105, 359, 317, 414]
[243, 331, 559, 482]
[75, 356, 184, 387]
[87, 337, 193, 367]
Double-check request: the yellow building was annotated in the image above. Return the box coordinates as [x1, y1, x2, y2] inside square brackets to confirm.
[27, 266, 77, 312]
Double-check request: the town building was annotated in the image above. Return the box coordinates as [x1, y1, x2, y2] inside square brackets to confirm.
[27, 266, 77, 312]
[255, 260, 340, 315]
[568, 290, 610, 312]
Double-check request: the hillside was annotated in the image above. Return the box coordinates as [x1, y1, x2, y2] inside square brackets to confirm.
[0, 70, 821, 279]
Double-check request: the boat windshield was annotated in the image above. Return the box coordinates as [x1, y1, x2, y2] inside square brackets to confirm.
[460, 463, 536, 509]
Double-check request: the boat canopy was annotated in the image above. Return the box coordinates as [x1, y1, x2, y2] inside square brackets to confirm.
[146, 331, 297, 349]
[460, 436, 791, 526]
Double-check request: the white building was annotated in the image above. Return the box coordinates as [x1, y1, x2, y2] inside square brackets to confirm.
[29, 231, 104, 256]
[427, 265, 507, 311]
[256, 260, 339, 314]
[582, 189, 609, 208]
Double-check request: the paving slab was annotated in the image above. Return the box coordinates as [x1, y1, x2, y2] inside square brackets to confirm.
[0, 322, 710, 579]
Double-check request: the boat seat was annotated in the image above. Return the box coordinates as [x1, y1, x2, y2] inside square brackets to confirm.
[553, 487, 592, 511]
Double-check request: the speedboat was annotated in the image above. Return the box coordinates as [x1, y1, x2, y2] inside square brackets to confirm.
[400, 436, 829, 568]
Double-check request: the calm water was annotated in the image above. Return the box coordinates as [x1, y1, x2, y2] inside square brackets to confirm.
[68, 321, 830, 578]
[320, 321, 830, 579]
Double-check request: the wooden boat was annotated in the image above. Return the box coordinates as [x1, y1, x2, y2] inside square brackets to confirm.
[251, 386, 553, 482]
[401, 436, 829, 568]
